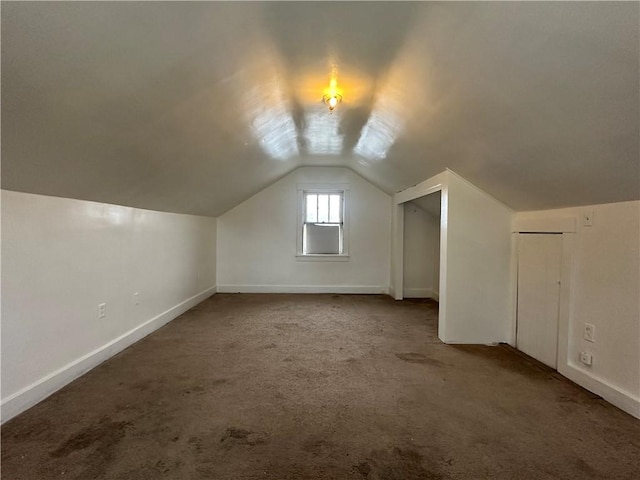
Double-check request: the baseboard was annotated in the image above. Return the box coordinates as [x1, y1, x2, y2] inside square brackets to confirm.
[559, 362, 640, 419]
[217, 284, 389, 294]
[432, 291, 439, 302]
[402, 287, 433, 298]
[443, 339, 501, 345]
[1, 286, 217, 424]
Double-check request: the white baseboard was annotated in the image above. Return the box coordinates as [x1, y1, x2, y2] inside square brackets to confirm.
[217, 284, 388, 294]
[443, 338, 501, 345]
[559, 362, 640, 419]
[402, 287, 433, 298]
[432, 291, 439, 302]
[1, 286, 217, 424]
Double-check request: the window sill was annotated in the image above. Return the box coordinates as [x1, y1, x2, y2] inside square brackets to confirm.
[296, 254, 350, 262]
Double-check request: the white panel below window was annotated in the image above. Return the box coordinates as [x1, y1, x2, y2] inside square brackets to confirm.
[304, 224, 341, 254]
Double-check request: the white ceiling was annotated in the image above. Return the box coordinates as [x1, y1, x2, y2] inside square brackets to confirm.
[2, 2, 638, 216]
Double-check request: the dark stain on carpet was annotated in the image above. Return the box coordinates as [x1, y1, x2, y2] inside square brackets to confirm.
[302, 436, 332, 456]
[360, 447, 444, 479]
[50, 418, 130, 458]
[395, 352, 446, 367]
[220, 427, 267, 447]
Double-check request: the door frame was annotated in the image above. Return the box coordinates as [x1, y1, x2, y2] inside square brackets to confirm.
[511, 216, 577, 372]
[392, 173, 447, 341]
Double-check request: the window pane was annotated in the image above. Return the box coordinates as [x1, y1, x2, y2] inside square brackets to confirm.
[318, 194, 329, 223]
[306, 194, 317, 223]
[329, 194, 341, 223]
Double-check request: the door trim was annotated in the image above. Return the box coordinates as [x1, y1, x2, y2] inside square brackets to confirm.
[511, 218, 576, 376]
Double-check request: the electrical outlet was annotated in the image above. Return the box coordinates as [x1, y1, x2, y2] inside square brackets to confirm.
[133, 292, 140, 306]
[579, 352, 593, 366]
[98, 303, 107, 319]
[584, 323, 595, 342]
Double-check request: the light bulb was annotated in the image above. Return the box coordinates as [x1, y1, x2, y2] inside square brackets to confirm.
[323, 92, 342, 112]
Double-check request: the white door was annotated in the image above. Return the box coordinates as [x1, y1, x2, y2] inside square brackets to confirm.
[516, 234, 562, 368]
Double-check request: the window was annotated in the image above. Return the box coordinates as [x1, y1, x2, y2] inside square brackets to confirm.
[297, 187, 348, 259]
[303, 192, 343, 254]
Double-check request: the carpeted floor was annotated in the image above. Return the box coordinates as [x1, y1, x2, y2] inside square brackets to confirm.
[2, 294, 639, 479]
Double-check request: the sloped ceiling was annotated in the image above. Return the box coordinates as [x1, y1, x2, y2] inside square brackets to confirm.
[2, 1, 638, 216]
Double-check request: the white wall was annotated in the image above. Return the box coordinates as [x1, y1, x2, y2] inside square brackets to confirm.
[1, 190, 217, 422]
[217, 167, 391, 293]
[403, 202, 439, 298]
[515, 201, 640, 418]
[444, 172, 513, 343]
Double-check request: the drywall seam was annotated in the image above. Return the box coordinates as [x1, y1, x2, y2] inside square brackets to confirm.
[1, 286, 216, 424]
[217, 285, 388, 294]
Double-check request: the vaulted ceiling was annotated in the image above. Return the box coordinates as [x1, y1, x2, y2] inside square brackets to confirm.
[2, 2, 638, 216]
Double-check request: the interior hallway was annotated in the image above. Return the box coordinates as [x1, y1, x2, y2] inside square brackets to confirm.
[2, 294, 639, 480]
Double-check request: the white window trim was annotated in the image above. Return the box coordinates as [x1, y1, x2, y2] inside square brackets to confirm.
[296, 183, 350, 261]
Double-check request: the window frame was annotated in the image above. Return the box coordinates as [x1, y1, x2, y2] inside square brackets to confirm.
[296, 183, 350, 261]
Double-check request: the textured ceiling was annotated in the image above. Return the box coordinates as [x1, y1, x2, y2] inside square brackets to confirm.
[2, 2, 638, 216]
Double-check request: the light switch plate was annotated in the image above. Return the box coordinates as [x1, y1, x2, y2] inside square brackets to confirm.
[584, 323, 595, 342]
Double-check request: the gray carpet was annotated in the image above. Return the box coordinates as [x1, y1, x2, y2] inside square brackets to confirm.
[2, 294, 639, 479]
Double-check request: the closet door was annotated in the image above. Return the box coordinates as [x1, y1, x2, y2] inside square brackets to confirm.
[516, 234, 562, 368]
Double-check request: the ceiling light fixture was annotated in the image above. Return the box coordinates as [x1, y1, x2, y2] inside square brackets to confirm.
[322, 69, 343, 113]
[323, 93, 343, 112]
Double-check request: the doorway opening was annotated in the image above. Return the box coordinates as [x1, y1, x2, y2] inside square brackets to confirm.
[401, 191, 442, 337]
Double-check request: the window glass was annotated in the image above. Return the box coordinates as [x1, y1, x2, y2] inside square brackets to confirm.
[318, 194, 329, 223]
[306, 194, 317, 223]
[329, 194, 341, 223]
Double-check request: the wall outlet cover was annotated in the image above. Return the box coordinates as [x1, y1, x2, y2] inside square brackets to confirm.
[579, 351, 593, 366]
